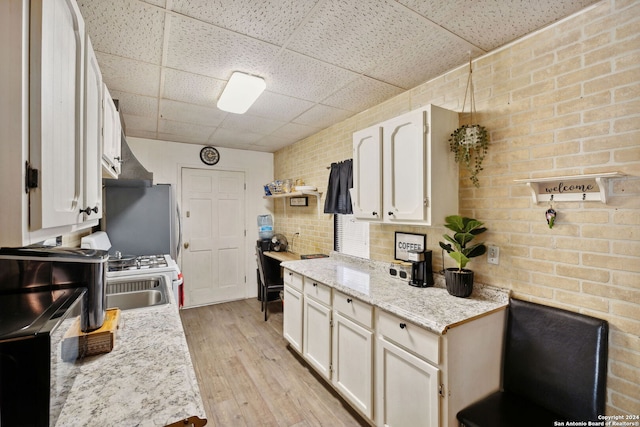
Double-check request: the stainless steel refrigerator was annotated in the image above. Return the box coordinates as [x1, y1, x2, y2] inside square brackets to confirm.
[103, 183, 179, 258]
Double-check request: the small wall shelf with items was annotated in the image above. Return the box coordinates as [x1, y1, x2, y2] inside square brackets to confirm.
[514, 172, 626, 204]
[264, 190, 323, 215]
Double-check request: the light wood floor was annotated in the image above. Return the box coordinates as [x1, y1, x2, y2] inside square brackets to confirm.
[180, 298, 369, 427]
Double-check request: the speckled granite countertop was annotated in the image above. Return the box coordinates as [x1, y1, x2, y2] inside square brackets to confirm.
[55, 274, 205, 427]
[281, 253, 510, 335]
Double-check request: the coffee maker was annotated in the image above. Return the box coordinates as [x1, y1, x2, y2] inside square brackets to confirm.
[407, 249, 434, 288]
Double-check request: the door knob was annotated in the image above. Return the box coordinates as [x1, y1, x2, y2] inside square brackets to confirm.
[184, 242, 190, 249]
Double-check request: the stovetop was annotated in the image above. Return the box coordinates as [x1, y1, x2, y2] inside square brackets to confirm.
[108, 254, 169, 272]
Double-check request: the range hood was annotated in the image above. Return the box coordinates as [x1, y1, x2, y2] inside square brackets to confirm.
[120, 135, 153, 182]
[104, 101, 153, 187]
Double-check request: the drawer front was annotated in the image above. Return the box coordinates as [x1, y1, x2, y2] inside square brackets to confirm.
[284, 269, 303, 292]
[333, 290, 373, 329]
[376, 310, 439, 364]
[303, 278, 331, 305]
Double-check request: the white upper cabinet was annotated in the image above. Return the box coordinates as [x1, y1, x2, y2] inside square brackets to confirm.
[29, 0, 86, 230]
[82, 35, 103, 221]
[352, 105, 459, 226]
[102, 84, 122, 178]
[352, 126, 383, 220]
[0, 0, 106, 246]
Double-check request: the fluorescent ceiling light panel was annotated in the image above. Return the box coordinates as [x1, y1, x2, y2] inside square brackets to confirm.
[217, 72, 266, 114]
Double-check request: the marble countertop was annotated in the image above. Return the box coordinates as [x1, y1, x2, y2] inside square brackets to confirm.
[55, 274, 205, 427]
[281, 253, 510, 335]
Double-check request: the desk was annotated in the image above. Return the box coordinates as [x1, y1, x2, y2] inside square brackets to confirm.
[258, 251, 299, 301]
[264, 251, 300, 263]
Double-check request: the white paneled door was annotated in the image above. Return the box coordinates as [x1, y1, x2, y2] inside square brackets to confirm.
[181, 168, 245, 307]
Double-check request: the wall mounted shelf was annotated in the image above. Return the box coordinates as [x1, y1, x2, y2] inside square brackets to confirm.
[514, 172, 625, 204]
[264, 190, 323, 215]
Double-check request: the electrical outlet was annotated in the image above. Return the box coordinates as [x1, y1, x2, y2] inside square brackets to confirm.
[487, 245, 499, 265]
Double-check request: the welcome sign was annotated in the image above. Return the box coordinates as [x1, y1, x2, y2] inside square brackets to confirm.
[515, 173, 624, 204]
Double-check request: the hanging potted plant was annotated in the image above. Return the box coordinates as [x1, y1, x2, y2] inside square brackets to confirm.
[449, 56, 489, 188]
[439, 215, 487, 298]
[449, 124, 488, 187]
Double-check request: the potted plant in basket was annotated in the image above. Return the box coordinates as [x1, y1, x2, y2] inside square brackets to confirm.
[439, 215, 487, 298]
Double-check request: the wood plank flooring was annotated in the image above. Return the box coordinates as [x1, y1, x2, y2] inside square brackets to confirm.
[180, 298, 369, 427]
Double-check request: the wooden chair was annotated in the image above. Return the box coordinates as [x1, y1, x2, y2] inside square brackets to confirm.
[255, 246, 284, 321]
[457, 298, 608, 427]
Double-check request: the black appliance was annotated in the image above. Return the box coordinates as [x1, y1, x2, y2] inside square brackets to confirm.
[408, 250, 434, 288]
[0, 247, 108, 426]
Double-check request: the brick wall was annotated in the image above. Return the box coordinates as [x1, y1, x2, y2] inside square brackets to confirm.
[273, 0, 639, 415]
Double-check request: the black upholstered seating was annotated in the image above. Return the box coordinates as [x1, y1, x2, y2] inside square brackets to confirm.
[457, 298, 608, 427]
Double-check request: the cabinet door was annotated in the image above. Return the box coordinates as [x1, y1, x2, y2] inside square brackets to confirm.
[102, 84, 121, 178]
[303, 297, 332, 380]
[382, 109, 426, 222]
[352, 126, 383, 220]
[332, 311, 373, 419]
[82, 36, 103, 221]
[29, 0, 85, 229]
[283, 285, 303, 353]
[375, 337, 440, 427]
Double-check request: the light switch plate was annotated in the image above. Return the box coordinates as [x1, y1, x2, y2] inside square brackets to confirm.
[487, 245, 499, 265]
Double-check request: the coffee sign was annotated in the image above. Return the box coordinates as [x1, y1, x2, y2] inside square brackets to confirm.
[395, 232, 426, 261]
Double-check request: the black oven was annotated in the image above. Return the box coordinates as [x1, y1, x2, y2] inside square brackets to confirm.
[0, 287, 85, 426]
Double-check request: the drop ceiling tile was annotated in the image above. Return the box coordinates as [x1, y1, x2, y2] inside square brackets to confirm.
[162, 69, 226, 108]
[365, 26, 482, 90]
[122, 114, 158, 135]
[171, 0, 317, 45]
[265, 50, 359, 102]
[158, 119, 216, 142]
[96, 52, 161, 97]
[293, 104, 353, 128]
[110, 90, 158, 118]
[141, 0, 165, 7]
[157, 133, 205, 145]
[287, 0, 433, 74]
[248, 92, 316, 122]
[322, 76, 404, 112]
[270, 122, 321, 142]
[78, 0, 164, 64]
[165, 14, 281, 80]
[160, 99, 226, 127]
[253, 135, 297, 152]
[398, 0, 600, 51]
[219, 114, 285, 135]
[209, 128, 264, 146]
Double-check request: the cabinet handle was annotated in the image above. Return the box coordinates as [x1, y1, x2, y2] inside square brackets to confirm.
[399, 323, 407, 329]
[346, 298, 352, 303]
[372, 211, 378, 216]
[313, 283, 318, 287]
[388, 211, 394, 216]
[80, 206, 99, 215]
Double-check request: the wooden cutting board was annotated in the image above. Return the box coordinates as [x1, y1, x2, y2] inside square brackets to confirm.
[61, 308, 121, 361]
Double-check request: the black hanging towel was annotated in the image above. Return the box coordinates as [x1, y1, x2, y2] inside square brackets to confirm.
[324, 159, 353, 214]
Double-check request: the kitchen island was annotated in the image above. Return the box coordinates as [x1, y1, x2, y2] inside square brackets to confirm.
[281, 252, 510, 427]
[55, 275, 205, 427]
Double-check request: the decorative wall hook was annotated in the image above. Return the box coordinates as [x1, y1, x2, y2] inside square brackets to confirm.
[545, 207, 557, 229]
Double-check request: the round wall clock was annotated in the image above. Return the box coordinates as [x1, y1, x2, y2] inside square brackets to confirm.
[199, 146, 220, 165]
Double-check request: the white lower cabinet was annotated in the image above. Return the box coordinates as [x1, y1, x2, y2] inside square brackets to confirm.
[375, 311, 440, 427]
[283, 285, 303, 353]
[302, 284, 332, 379]
[332, 291, 374, 419]
[283, 270, 304, 353]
